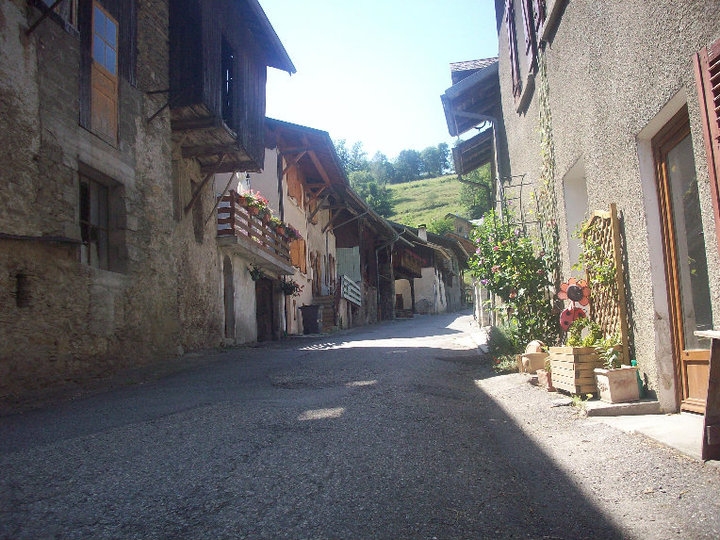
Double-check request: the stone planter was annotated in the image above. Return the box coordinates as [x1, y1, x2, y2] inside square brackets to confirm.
[536, 368, 555, 391]
[548, 346, 603, 395]
[594, 366, 640, 403]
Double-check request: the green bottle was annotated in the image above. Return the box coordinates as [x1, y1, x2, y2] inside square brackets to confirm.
[631, 359, 644, 398]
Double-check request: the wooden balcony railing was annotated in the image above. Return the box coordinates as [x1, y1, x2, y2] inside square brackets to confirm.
[217, 191, 292, 272]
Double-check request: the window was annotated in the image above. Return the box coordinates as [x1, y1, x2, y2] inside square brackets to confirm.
[79, 169, 126, 272]
[505, 0, 545, 104]
[80, 176, 110, 269]
[91, 2, 118, 143]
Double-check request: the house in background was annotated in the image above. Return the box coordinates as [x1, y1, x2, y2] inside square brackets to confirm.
[0, 0, 294, 399]
[445, 0, 720, 425]
[392, 224, 469, 316]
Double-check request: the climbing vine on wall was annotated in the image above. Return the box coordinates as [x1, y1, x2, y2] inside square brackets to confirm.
[533, 50, 562, 292]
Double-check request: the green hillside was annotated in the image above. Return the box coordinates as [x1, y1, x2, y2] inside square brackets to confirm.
[386, 174, 467, 228]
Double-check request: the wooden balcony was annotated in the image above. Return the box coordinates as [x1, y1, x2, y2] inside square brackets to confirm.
[217, 191, 294, 275]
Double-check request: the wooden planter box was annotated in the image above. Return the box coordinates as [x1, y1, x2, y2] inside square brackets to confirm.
[548, 346, 603, 395]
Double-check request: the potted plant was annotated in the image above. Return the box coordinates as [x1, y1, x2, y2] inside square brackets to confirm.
[280, 278, 303, 297]
[593, 335, 639, 403]
[284, 224, 302, 241]
[248, 264, 264, 281]
[270, 216, 285, 235]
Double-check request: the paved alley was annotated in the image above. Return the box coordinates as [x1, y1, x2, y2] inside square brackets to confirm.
[1, 312, 719, 539]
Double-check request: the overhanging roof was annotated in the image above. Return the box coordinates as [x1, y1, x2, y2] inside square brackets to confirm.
[242, 0, 296, 74]
[452, 128, 494, 175]
[266, 118, 395, 241]
[441, 58, 500, 137]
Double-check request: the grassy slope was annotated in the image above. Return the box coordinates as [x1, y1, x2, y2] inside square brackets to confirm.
[386, 174, 466, 228]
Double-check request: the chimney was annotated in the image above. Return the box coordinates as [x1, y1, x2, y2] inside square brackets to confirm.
[417, 224, 427, 241]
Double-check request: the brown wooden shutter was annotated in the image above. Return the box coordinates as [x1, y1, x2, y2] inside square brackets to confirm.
[521, 0, 538, 74]
[287, 166, 304, 205]
[505, 0, 522, 98]
[290, 238, 307, 273]
[694, 37, 720, 257]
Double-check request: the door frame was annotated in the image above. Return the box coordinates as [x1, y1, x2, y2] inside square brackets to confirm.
[652, 107, 711, 413]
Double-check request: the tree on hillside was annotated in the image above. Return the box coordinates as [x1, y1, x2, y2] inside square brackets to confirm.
[420, 143, 451, 177]
[394, 149, 422, 183]
[459, 165, 493, 219]
[334, 139, 368, 173]
[369, 152, 396, 184]
[349, 170, 394, 217]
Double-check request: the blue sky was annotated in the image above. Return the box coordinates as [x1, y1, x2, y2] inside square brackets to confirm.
[261, 1, 499, 160]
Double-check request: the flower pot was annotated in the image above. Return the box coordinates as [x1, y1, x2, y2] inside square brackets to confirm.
[593, 366, 640, 403]
[536, 368, 555, 391]
[520, 352, 549, 374]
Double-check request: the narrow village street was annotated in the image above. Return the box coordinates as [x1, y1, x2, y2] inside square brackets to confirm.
[1, 311, 719, 539]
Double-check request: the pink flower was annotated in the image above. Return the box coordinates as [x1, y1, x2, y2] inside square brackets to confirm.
[492, 245, 500, 251]
[491, 265, 501, 273]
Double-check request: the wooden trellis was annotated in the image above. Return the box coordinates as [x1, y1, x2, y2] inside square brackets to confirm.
[583, 203, 631, 364]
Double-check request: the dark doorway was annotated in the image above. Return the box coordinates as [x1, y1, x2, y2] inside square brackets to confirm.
[255, 277, 274, 342]
[223, 256, 235, 339]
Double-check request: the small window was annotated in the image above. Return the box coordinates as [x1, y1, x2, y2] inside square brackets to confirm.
[80, 177, 110, 269]
[79, 172, 126, 272]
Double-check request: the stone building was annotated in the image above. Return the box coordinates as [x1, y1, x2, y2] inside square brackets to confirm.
[0, 0, 293, 399]
[444, 0, 720, 415]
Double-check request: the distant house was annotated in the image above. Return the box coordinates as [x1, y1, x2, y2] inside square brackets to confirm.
[443, 0, 720, 416]
[0, 0, 293, 398]
[444, 213, 475, 239]
[391, 224, 469, 316]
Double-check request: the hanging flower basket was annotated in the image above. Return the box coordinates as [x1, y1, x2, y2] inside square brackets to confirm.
[248, 264, 264, 281]
[280, 278, 303, 297]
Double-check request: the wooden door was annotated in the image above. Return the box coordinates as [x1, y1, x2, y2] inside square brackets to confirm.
[653, 108, 713, 413]
[255, 278, 274, 342]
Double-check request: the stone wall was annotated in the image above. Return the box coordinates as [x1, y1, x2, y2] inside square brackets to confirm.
[0, 0, 229, 400]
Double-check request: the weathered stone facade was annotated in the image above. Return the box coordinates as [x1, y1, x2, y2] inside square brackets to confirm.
[0, 0, 292, 400]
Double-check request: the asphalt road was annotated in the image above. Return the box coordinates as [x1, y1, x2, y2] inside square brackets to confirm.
[1, 311, 719, 539]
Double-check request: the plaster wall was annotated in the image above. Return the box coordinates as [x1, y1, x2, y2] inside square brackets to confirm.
[414, 267, 445, 314]
[497, 0, 720, 410]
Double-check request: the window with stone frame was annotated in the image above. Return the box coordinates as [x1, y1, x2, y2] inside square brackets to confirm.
[79, 169, 126, 272]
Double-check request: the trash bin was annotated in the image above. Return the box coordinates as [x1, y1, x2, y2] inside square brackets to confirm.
[299, 304, 320, 334]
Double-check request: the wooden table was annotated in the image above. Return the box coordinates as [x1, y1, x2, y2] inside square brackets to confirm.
[695, 330, 720, 460]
